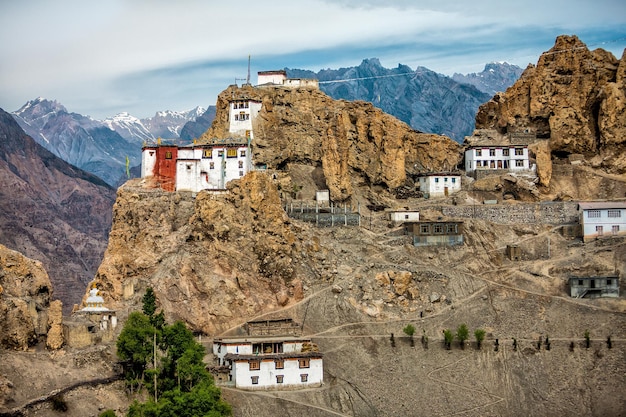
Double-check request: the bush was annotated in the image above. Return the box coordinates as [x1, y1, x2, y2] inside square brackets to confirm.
[443, 329, 454, 350]
[99, 410, 117, 417]
[456, 324, 469, 349]
[474, 328, 486, 349]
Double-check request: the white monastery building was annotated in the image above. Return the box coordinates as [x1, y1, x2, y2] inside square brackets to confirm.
[229, 99, 262, 139]
[212, 336, 323, 390]
[578, 201, 626, 242]
[257, 70, 319, 89]
[464, 145, 531, 173]
[417, 172, 462, 197]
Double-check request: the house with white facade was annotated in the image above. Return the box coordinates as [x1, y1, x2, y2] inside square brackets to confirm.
[257, 70, 319, 90]
[229, 99, 262, 139]
[464, 145, 531, 174]
[389, 211, 420, 224]
[212, 336, 323, 390]
[417, 172, 461, 197]
[141, 138, 252, 192]
[578, 201, 626, 242]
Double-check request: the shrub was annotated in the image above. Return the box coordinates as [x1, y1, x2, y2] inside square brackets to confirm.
[443, 329, 454, 350]
[456, 324, 469, 349]
[474, 328, 486, 349]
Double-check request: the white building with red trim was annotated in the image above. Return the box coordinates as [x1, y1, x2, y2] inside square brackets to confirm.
[212, 336, 323, 390]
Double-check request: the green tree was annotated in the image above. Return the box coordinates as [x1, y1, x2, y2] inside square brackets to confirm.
[403, 324, 416, 347]
[584, 329, 591, 349]
[456, 323, 469, 349]
[99, 410, 117, 417]
[474, 328, 486, 350]
[143, 287, 157, 317]
[443, 329, 454, 350]
[116, 311, 156, 393]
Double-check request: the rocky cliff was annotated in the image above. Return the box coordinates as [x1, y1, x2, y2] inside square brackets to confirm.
[0, 243, 63, 350]
[475, 35, 626, 187]
[201, 84, 461, 202]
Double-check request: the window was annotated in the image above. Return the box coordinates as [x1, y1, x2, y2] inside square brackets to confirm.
[298, 358, 310, 368]
[186, 164, 192, 170]
[433, 224, 444, 234]
[608, 210, 621, 218]
[276, 375, 284, 384]
[420, 224, 430, 235]
[502, 149, 509, 156]
[405, 214, 409, 220]
[240, 150, 246, 157]
[275, 359, 284, 369]
[515, 148, 524, 156]
[451, 178, 456, 183]
[300, 374, 308, 382]
[249, 361, 260, 371]
[251, 376, 259, 385]
[596, 225, 603, 236]
[446, 224, 458, 234]
[578, 280, 583, 286]
[489, 149, 496, 156]
[165, 151, 172, 159]
[606, 279, 612, 286]
[210, 162, 214, 170]
[435, 177, 439, 183]
[238, 160, 244, 169]
[475, 149, 482, 156]
[515, 160, 524, 167]
[227, 148, 237, 158]
[218, 150, 224, 157]
[203, 149, 212, 158]
[588, 210, 601, 218]
[234, 114, 239, 121]
[612, 225, 620, 235]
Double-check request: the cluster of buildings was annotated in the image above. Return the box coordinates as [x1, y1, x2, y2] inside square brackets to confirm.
[138, 71, 624, 303]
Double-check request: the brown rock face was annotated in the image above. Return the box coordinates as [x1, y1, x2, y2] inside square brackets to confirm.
[476, 35, 626, 175]
[201, 85, 461, 202]
[86, 173, 313, 334]
[0, 244, 63, 350]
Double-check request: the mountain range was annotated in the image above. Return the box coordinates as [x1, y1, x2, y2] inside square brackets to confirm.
[9, 62, 521, 187]
[287, 60, 522, 142]
[11, 98, 209, 186]
[0, 108, 116, 313]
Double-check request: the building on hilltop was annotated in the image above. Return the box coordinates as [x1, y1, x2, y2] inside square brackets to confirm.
[229, 98, 262, 140]
[257, 70, 319, 90]
[568, 275, 620, 298]
[141, 138, 252, 192]
[464, 145, 531, 174]
[417, 172, 461, 197]
[578, 201, 626, 242]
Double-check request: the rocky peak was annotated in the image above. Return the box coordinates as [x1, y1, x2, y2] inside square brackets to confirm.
[475, 35, 626, 183]
[200, 84, 461, 202]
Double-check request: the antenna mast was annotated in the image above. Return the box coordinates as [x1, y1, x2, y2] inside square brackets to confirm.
[246, 54, 251, 84]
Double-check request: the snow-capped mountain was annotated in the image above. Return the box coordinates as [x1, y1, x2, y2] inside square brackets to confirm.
[452, 62, 524, 96]
[12, 98, 140, 186]
[104, 107, 206, 143]
[102, 112, 154, 144]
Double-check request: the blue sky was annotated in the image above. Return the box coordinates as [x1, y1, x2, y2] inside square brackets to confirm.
[1, 0, 624, 120]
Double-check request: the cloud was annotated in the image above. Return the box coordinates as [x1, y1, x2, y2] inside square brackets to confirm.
[0, 0, 624, 118]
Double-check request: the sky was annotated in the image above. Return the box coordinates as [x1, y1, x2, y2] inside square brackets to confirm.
[1, 0, 625, 120]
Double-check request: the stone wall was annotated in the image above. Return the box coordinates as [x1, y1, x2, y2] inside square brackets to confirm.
[439, 201, 579, 225]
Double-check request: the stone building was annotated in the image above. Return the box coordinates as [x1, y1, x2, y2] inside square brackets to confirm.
[409, 221, 464, 247]
[568, 276, 620, 298]
[64, 287, 117, 348]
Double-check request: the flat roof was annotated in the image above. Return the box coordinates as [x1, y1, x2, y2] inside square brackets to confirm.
[214, 336, 311, 344]
[578, 202, 626, 210]
[225, 351, 322, 361]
